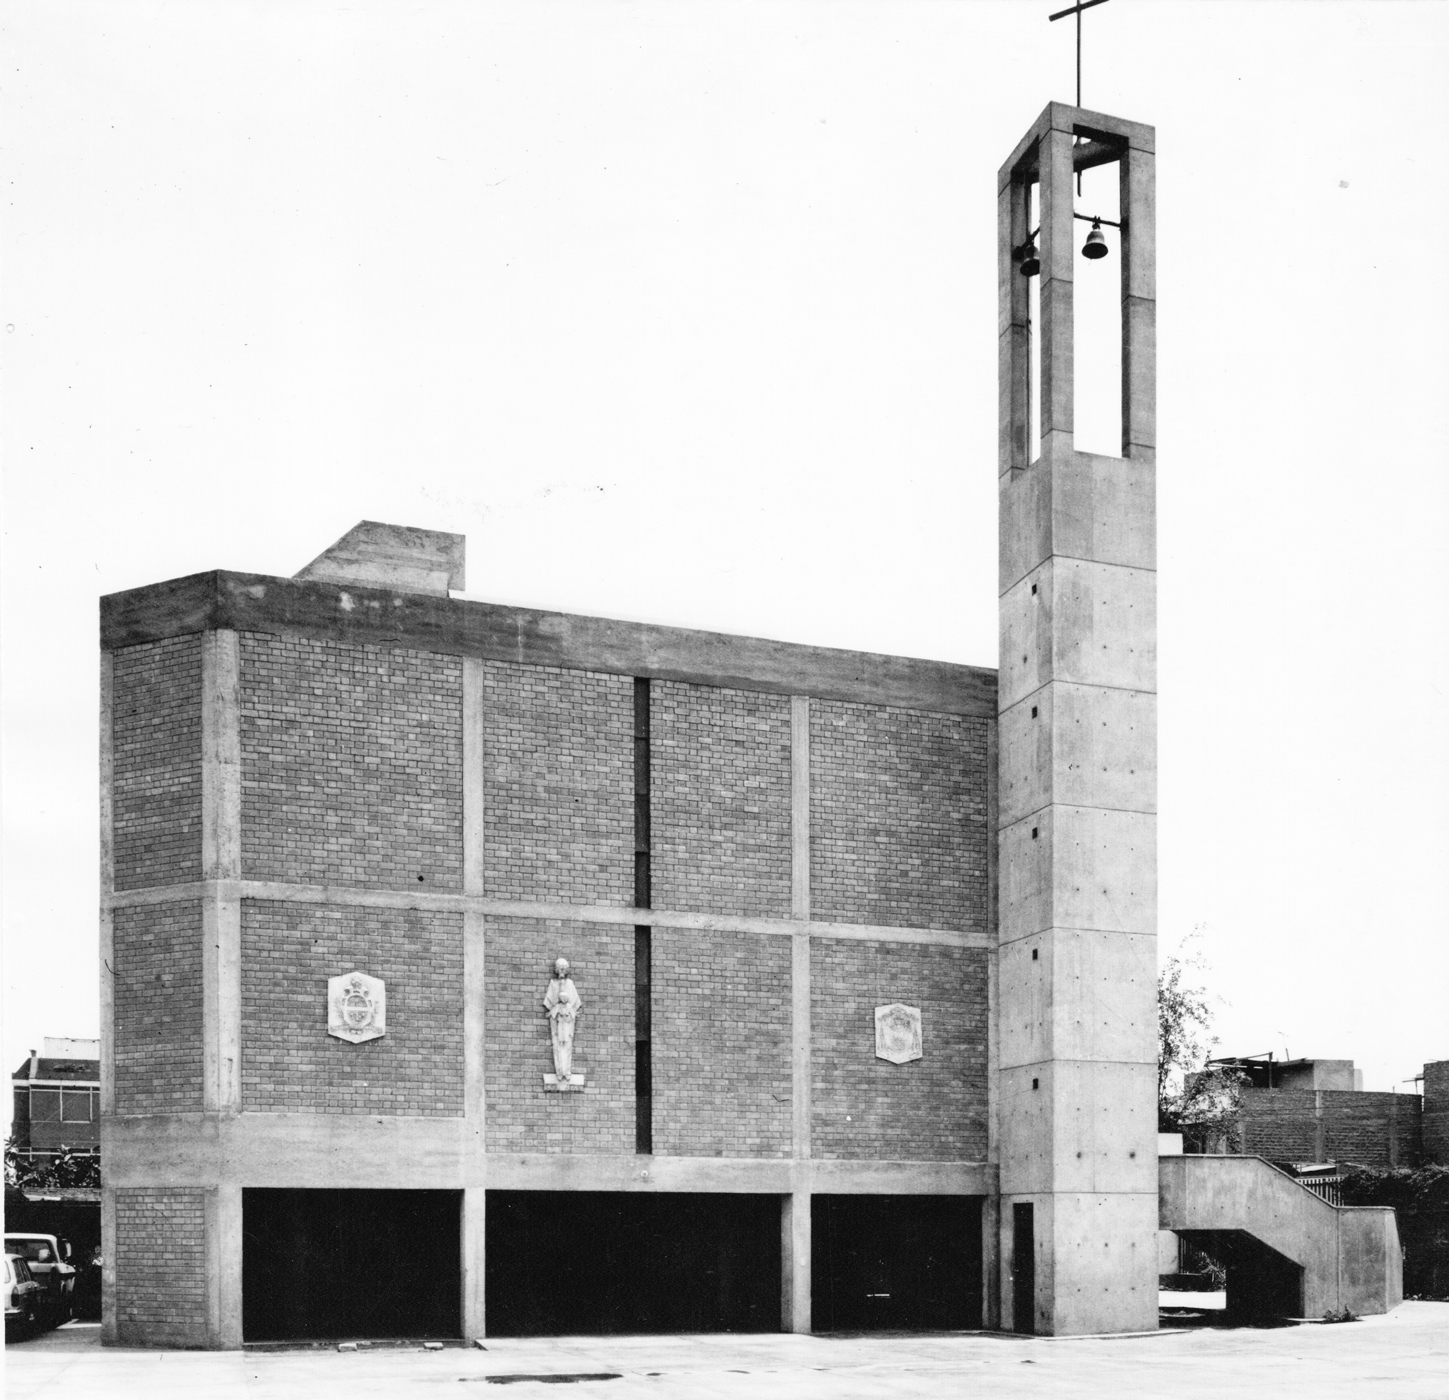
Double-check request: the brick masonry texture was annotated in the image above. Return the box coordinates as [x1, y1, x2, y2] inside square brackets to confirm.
[811, 939, 989, 1162]
[1424, 1062, 1449, 1166]
[240, 900, 463, 1115]
[114, 1187, 208, 1346]
[810, 701, 988, 930]
[651, 682, 792, 919]
[481, 662, 633, 905]
[113, 902, 204, 1115]
[238, 633, 463, 889]
[485, 918, 634, 1155]
[653, 928, 791, 1157]
[1238, 1090, 1424, 1168]
[112, 635, 203, 890]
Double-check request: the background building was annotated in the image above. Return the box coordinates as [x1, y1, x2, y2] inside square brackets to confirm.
[10, 1038, 101, 1166]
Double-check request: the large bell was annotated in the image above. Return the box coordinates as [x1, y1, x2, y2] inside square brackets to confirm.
[1018, 241, 1040, 278]
[1081, 218, 1109, 260]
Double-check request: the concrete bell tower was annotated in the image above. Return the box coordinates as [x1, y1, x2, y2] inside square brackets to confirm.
[996, 103, 1158, 1335]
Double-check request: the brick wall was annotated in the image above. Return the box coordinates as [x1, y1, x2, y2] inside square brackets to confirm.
[113, 902, 204, 1115]
[651, 682, 792, 919]
[112, 636, 202, 890]
[481, 662, 633, 905]
[238, 633, 463, 889]
[1424, 1062, 1449, 1166]
[810, 939, 989, 1161]
[114, 1187, 208, 1346]
[652, 928, 791, 1157]
[240, 900, 463, 1115]
[810, 701, 988, 931]
[1237, 1089, 1423, 1167]
[484, 918, 634, 1154]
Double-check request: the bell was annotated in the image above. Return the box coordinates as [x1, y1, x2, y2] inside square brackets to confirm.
[1081, 218, 1109, 260]
[1018, 241, 1040, 278]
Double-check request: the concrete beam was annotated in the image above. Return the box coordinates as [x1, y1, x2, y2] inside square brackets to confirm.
[100, 572, 997, 719]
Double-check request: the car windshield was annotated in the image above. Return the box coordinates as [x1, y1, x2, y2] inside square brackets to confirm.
[11, 1240, 52, 1262]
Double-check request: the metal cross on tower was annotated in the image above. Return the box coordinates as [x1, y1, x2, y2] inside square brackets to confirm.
[1049, 0, 1110, 108]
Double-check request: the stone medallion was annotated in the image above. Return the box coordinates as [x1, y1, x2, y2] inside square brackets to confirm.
[874, 1003, 923, 1064]
[327, 970, 387, 1043]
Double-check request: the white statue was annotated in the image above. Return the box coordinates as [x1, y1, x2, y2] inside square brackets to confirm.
[542, 958, 584, 1089]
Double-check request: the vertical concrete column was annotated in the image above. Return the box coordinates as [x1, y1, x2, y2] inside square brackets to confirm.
[98, 650, 115, 1123]
[462, 658, 487, 1339]
[99, 1186, 117, 1345]
[199, 630, 244, 1348]
[200, 629, 242, 1115]
[784, 696, 812, 1333]
[206, 1185, 244, 1349]
[780, 1189, 811, 1335]
[997, 173, 1032, 473]
[997, 103, 1159, 1337]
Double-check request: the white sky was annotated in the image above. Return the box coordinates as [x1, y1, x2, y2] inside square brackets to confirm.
[3, 1, 1446, 1115]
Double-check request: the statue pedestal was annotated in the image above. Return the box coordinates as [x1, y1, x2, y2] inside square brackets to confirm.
[543, 1074, 585, 1092]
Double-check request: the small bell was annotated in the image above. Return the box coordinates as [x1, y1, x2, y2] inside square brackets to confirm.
[1018, 241, 1040, 278]
[1081, 218, 1109, 260]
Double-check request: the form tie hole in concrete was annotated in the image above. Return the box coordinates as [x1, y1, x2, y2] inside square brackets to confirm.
[1031, 706, 1038, 718]
[1031, 828, 1039, 839]
[1031, 583, 1038, 595]
[1032, 949, 1038, 961]
[1032, 1078, 1040, 1090]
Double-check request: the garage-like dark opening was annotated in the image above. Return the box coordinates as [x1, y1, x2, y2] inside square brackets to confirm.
[812, 1195, 982, 1332]
[242, 1188, 461, 1342]
[486, 1191, 780, 1335]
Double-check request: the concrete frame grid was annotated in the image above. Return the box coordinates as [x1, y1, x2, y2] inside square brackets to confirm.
[996, 103, 1159, 1336]
[100, 597, 999, 1348]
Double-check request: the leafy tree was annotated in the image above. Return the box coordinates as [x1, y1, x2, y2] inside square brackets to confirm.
[1158, 950, 1246, 1146]
[4, 1136, 100, 1190]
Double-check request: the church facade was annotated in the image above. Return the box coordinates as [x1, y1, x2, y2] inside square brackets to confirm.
[99, 103, 1158, 1345]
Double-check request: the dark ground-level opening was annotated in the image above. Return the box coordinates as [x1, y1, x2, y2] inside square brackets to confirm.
[242, 1188, 461, 1342]
[812, 1195, 983, 1332]
[486, 1191, 780, 1335]
[1176, 1229, 1304, 1322]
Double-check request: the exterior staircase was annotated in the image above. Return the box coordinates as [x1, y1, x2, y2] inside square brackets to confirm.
[1159, 1153, 1402, 1319]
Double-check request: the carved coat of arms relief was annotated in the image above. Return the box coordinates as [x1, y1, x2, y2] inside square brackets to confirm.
[874, 1002, 923, 1064]
[327, 970, 387, 1043]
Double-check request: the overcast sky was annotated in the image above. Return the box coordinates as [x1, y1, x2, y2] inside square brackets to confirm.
[3, 1, 1445, 1113]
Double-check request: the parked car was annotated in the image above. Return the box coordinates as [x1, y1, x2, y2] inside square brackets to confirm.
[4, 1233, 77, 1324]
[4, 1253, 45, 1337]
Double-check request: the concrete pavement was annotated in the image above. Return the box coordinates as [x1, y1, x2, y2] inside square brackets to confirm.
[6, 1304, 1447, 1400]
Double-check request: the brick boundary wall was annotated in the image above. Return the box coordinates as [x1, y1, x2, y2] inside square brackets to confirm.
[485, 918, 634, 1156]
[479, 662, 634, 905]
[810, 939, 989, 1162]
[113, 902, 204, 1115]
[112, 635, 203, 890]
[651, 682, 793, 920]
[1423, 1063, 1449, 1166]
[1237, 1089, 1424, 1167]
[652, 928, 792, 1157]
[238, 633, 464, 890]
[810, 701, 988, 930]
[114, 1187, 208, 1346]
[239, 900, 465, 1115]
